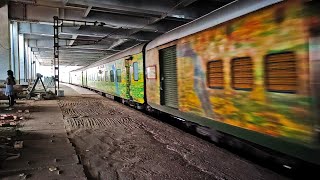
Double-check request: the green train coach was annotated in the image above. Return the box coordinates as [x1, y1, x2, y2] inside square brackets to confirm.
[70, 0, 320, 166]
[72, 45, 145, 107]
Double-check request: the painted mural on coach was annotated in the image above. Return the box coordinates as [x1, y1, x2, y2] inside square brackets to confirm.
[70, 0, 320, 165]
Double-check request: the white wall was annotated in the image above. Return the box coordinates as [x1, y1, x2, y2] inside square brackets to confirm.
[38, 65, 83, 83]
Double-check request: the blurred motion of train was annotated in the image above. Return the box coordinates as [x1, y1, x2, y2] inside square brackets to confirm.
[69, 0, 320, 167]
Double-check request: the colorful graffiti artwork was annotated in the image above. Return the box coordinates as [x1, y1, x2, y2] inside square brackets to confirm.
[129, 53, 145, 103]
[175, 1, 314, 143]
[86, 53, 145, 103]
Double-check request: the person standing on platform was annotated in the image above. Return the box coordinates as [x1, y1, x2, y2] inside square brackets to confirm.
[4, 70, 16, 108]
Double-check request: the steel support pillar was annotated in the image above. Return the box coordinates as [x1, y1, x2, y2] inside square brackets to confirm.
[52, 16, 106, 94]
[53, 16, 60, 95]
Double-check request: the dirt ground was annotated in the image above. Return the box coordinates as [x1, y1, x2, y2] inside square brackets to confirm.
[57, 95, 287, 180]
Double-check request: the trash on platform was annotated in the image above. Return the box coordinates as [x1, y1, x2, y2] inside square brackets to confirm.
[18, 173, 31, 179]
[9, 122, 17, 126]
[5, 152, 21, 161]
[49, 166, 58, 172]
[0, 114, 25, 127]
[14, 141, 23, 149]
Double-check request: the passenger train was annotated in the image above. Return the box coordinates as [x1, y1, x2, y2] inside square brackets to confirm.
[69, 0, 320, 166]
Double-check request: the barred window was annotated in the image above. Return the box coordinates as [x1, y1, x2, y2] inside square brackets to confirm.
[116, 69, 121, 82]
[207, 60, 224, 89]
[265, 52, 297, 93]
[231, 57, 254, 90]
[110, 70, 115, 82]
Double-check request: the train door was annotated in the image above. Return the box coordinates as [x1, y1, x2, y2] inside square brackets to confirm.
[159, 45, 178, 109]
[125, 57, 132, 100]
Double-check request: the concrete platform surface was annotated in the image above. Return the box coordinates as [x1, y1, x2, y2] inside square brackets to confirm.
[59, 83, 98, 96]
[0, 99, 87, 180]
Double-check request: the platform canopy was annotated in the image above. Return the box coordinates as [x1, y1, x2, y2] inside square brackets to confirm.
[8, 0, 234, 66]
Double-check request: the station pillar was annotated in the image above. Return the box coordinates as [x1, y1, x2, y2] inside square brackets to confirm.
[0, 3, 10, 82]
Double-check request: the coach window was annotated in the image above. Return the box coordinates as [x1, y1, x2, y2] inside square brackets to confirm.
[110, 70, 115, 82]
[265, 52, 297, 93]
[207, 60, 224, 89]
[133, 62, 139, 81]
[116, 69, 121, 82]
[231, 57, 253, 90]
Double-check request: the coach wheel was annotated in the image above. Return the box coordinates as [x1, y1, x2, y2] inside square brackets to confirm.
[121, 99, 126, 105]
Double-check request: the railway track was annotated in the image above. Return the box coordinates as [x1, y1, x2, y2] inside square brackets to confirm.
[57, 91, 290, 180]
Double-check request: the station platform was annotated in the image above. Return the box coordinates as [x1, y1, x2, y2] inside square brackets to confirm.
[58, 83, 98, 96]
[0, 94, 86, 179]
[0, 83, 287, 180]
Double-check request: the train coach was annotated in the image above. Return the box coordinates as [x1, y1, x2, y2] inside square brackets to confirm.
[70, 45, 145, 108]
[70, 0, 320, 166]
